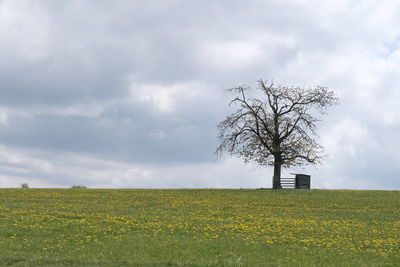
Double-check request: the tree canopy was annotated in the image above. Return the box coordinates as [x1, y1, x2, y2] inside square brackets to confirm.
[216, 80, 339, 189]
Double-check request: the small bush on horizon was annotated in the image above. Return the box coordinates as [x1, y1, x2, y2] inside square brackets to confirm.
[71, 185, 87, 188]
[20, 183, 29, 188]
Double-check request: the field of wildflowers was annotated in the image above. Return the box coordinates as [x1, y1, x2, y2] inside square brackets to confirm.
[0, 188, 399, 266]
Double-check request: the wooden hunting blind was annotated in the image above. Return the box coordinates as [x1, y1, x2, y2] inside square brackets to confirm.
[295, 174, 310, 189]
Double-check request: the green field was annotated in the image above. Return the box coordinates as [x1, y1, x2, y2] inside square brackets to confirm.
[0, 189, 399, 266]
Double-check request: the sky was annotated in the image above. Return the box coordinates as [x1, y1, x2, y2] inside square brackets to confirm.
[0, 0, 400, 189]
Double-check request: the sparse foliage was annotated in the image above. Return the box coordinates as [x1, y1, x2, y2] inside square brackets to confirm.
[21, 183, 29, 188]
[216, 79, 339, 189]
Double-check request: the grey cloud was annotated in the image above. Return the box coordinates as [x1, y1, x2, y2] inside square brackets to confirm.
[0, 97, 221, 165]
[0, 63, 130, 108]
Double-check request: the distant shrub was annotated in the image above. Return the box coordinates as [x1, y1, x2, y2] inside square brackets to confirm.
[21, 183, 29, 188]
[71, 185, 87, 188]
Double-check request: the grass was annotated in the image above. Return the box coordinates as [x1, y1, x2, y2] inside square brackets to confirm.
[0, 188, 399, 266]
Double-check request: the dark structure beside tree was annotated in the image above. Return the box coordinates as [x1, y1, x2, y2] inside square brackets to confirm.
[295, 174, 310, 189]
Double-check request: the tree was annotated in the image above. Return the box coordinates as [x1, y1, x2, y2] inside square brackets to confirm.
[216, 79, 339, 189]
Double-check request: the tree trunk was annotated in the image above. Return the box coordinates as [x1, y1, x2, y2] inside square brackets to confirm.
[272, 154, 282, 189]
[272, 114, 282, 190]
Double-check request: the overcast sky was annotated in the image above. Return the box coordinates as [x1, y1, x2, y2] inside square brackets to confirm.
[0, 0, 399, 189]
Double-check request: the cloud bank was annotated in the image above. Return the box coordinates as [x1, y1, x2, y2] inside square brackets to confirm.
[0, 0, 400, 189]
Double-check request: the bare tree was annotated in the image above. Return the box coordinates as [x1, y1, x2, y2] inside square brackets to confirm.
[216, 79, 339, 189]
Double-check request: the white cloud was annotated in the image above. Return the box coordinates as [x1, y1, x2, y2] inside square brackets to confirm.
[0, 111, 8, 125]
[199, 41, 263, 69]
[0, 146, 55, 173]
[322, 118, 372, 159]
[129, 81, 205, 113]
[0, 0, 51, 61]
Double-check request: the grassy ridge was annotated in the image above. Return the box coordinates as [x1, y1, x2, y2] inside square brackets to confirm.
[0, 189, 399, 266]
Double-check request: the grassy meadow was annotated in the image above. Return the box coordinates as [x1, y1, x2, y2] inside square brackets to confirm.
[0, 189, 399, 266]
